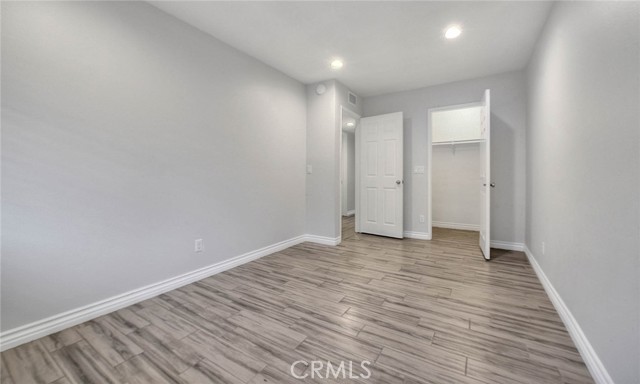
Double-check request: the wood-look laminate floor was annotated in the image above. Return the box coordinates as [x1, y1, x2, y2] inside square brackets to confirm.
[1, 217, 594, 384]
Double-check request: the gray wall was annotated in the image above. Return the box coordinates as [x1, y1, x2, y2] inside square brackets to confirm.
[432, 143, 480, 228]
[305, 81, 337, 238]
[306, 80, 361, 239]
[363, 71, 527, 243]
[1, 2, 307, 331]
[526, 2, 640, 382]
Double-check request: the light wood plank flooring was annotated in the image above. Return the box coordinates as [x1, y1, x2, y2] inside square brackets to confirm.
[1, 217, 594, 383]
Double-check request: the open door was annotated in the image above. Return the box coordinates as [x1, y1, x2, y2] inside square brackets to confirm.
[358, 112, 403, 238]
[479, 89, 491, 259]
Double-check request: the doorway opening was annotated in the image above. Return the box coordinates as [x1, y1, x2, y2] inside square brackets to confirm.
[428, 103, 482, 245]
[427, 89, 495, 260]
[340, 107, 360, 240]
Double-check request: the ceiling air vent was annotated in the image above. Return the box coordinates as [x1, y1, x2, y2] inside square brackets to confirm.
[348, 92, 357, 106]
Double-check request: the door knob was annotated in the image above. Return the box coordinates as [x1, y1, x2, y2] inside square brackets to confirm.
[490, 183, 496, 188]
[396, 180, 402, 185]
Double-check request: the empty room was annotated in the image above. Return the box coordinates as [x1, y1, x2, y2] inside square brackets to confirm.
[1, 1, 638, 384]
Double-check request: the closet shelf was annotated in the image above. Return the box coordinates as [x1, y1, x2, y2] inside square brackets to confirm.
[432, 139, 483, 146]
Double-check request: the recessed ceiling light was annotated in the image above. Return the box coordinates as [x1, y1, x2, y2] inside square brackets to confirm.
[346, 122, 355, 127]
[445, 26, 462, 39]
[330, 59, 344, 70]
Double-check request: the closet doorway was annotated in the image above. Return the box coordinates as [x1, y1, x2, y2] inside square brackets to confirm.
[427, 90, 492, 259]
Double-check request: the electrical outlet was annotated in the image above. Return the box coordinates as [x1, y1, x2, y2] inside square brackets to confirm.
[195, 239, 204, 252]
[419, 215, 425, 223]
[542, 241, 546, 255]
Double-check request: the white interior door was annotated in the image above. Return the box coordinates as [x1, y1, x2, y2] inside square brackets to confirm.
[358, 112, 404, 238]
[479, 89, 491, 259]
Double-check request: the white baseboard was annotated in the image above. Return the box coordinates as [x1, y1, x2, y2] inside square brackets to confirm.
[523, 246, 613, 384]
[490, 240, 525, 252]
[0, 235, 307, 352]
[432, 221, 480, 231]
[403, 231, 432, 240]
[344, 210, 355, 217]
[303, 234, 341, 246]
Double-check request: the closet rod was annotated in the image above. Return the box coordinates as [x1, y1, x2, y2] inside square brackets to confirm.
[432, 139, 483, 146]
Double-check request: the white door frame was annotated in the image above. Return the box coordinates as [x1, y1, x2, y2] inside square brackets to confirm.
[341, 132, 348, 216]
[339, 106, 361, 240]
[426, 102, 482, 238]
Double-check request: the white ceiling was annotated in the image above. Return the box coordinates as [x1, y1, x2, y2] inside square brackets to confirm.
[150, 1, 553, 97]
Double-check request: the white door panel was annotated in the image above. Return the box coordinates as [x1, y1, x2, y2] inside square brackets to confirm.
[359, 112, 403, 238]
[479, 89, 491, 259]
